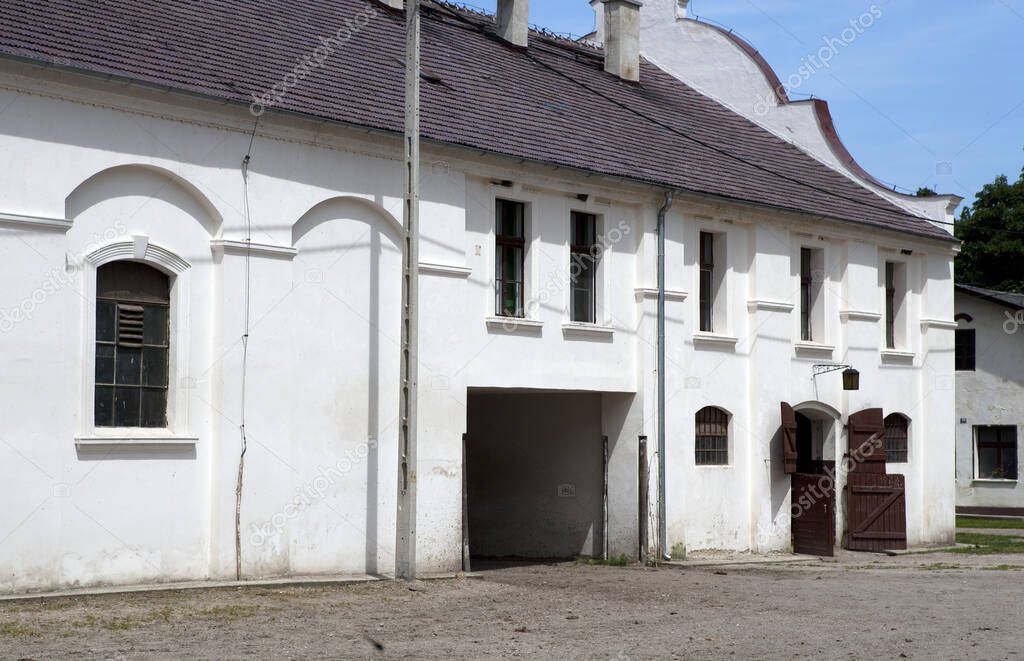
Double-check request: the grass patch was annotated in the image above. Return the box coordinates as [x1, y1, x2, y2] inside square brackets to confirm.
[71, 606, 176, 631]
[577, 554, 631, 567]
[0, 621, 41, 637]
[984, 564, 1024, 571]
[956, 516, 1024, 530]
[918, 562, 960, 571]
[953, 532, 1024, 555]
[197, 604, 259, 622]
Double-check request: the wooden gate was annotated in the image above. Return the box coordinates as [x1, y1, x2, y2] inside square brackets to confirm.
[844, 409, 907, 551]
[782, 403, 835, 557]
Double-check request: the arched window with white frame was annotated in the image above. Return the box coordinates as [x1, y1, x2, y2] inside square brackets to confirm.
[94, 261, 171, 428]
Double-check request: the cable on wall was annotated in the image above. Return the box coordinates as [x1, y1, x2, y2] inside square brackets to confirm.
[235, 115, 259, 581]
[426, 3, 963, 233]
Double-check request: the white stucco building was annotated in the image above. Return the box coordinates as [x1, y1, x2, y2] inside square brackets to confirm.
[954, 285, 1024, 514]
[0, 0, 960, 594]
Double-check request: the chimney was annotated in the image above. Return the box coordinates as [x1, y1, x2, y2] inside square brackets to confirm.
[603, 0, 642, 82]
[496, 0, 530, 47]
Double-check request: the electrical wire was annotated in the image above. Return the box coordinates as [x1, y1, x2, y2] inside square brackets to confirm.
[235, 114, 259, 581]
[426, 3, 972, 235]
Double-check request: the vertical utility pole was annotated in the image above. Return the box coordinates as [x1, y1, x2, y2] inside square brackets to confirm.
[396, 0, 421, 582]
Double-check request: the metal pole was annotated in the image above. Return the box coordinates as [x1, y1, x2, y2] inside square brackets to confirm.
[396, 0, 420, 582]
[656, 191, 674, 562]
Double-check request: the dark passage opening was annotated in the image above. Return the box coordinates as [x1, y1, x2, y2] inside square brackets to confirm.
[465, 390, 604, 560]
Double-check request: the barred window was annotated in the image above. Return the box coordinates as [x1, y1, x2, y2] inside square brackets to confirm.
[695, 406, 729, 466]
[95, 261, 170, 428]
[884, 413, 909, 463]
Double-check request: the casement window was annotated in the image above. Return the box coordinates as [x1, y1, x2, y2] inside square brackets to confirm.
[495, 199, 526, 318]
[570, 211, 599, 323]
[695, 406, 730, 466]
[799, 247, 824, 342]
[884, 413, 910, 463]
[976, 426, 1018, 480]
[883, 261, 906, 349]
[94, 261, 170, 428]
[697, 231, 728, 335]
[955, 328, 976, 371]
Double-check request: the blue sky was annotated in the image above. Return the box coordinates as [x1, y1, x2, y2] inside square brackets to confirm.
[467, 0, 1024, 214]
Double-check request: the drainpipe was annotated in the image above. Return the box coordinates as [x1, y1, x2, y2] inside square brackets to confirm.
[657, 190, 674, 561]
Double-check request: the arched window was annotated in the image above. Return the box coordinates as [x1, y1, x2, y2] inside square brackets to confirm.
[884, 414, 909, 463]
[695, 406, 730, 466]
[95, 262, 170, 428]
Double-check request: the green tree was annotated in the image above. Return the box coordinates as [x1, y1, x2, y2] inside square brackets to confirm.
[955, 167, 1024, 294]
[916, 187, 937, 197]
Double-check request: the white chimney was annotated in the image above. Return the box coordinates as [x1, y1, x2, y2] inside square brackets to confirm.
[603, 0, 643, 82]
[496, 0, 530, 47]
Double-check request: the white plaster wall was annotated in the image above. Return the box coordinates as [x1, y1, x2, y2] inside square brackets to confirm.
[955, 294, 1024, 510]
[0, 58, 957, 591]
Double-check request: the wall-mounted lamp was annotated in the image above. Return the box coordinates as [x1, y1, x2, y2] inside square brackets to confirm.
[813, 363, 860, 391]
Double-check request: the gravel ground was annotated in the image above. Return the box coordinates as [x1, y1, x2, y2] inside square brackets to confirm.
[2, 551, 1023, 660]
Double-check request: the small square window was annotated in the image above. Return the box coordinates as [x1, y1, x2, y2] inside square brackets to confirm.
[976, 426, 1018, 480]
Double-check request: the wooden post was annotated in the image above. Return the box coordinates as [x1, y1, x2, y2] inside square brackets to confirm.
[638, 435, 649, 562]
[603, 435, 609, 561]
[462, 433, 471, 572]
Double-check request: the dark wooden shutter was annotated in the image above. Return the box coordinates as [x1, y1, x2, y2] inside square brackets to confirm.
[847, 408, 886, 473]
[781, 402, 798, 474]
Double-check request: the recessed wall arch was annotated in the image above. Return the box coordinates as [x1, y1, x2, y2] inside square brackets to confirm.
[66, 164, 223, 237]
[292, 195, 403, 247]
[793, 400, 842, 422]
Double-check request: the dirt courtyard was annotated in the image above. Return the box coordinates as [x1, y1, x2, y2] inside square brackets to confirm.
[2, 551, 1023, 660]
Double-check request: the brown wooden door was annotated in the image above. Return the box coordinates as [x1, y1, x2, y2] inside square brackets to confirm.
[845, 473, 907, 551]
[844, 408, 907, 551]
[792, 473, 835, 557]
[781, 402, 798, 474]
[847, 408, 887, 473]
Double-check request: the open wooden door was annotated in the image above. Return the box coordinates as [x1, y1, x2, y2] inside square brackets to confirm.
[847, 408, 887, 473]
[783, 402, 834, 557]
[781, 402, 798, 475]
[844, 409, 907, 551]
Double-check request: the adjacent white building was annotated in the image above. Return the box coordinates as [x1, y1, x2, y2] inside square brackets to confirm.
[955, 285, 1024, 514]
[0, 0, 960, 594]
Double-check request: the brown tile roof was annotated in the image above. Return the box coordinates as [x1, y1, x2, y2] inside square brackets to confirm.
[0, 0, 952, 241]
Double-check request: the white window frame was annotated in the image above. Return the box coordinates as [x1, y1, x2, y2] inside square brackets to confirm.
[882, 258, 909, 351]
[796, 244, 827, 345]
[973, 425, 1019, 482]
[695, 227, 730, 337]
[76, 238, 194, 445]
[566, 204, 614, 327]
[487, 188, 538, 327]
